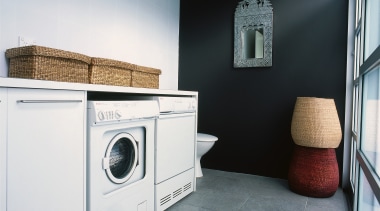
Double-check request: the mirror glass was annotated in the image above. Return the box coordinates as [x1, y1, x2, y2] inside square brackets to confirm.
[234, 0, 273, 68]
[242, 27, 264, 59]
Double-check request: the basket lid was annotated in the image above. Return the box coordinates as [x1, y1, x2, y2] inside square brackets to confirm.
[91, 57, 138, 70]
[135, 65, 161, 75]
[5, 45, 91, 64]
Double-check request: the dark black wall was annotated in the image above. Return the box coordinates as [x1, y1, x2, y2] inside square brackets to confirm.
[179, 0, 348, 180]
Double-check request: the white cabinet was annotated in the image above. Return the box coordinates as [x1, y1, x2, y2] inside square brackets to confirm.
[0, 88, 7, 211]
[6, 88, 86, 211]
[0, 77, 197, 211]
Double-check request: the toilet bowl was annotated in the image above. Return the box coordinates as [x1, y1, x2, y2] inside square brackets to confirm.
[196, 133, 218, 177]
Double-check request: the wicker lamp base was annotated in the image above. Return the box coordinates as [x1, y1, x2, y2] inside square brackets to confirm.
[288, 145, 339, 198]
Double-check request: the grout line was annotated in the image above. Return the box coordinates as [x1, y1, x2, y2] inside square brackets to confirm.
[304, 197, 309, 211]
[237, 195, 250, 211]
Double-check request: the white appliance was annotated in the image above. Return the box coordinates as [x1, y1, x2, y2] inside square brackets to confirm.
[154, 96, 197, 211]
[87, 100, 159, 211]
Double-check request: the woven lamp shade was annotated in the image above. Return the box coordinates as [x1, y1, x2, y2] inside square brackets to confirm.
[291, 97, 342, 148]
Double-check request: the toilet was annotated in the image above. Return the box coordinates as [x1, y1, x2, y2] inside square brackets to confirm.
[196, 133, 218, 177]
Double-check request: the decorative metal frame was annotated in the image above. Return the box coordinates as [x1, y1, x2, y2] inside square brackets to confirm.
[234, 0, 273, 67]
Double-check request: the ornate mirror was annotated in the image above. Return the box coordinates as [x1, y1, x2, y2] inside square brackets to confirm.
[234, 0, 273, 67]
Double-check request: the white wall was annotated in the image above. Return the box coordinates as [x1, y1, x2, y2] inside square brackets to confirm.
[0, 0, 179, 90]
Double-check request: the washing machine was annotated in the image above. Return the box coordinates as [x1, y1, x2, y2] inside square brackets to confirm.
[87, 100, 159, 211]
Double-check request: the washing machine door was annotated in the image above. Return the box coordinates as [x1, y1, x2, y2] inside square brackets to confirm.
[103, 133, 138, 184]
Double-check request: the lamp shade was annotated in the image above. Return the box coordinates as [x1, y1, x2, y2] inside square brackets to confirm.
[291, 97, 342, 148]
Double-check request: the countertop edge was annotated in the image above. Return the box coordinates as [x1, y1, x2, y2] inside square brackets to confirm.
[0, 77, 198, 96]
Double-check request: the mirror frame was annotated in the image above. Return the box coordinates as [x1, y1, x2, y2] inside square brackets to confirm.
[234, 0, 273, 68]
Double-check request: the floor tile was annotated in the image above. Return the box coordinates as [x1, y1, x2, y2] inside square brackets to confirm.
[239, 194, 306, 211]
[167, 169, 349, 211]
[306, 189, 349, 211]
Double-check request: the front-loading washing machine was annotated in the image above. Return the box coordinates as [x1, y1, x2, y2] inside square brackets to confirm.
[87, 100, 159, 211]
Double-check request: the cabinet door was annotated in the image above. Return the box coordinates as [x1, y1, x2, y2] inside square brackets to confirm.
[156, 113, 196, 183]
[7, 88, 85, 211]
[0, 88, 7, 211]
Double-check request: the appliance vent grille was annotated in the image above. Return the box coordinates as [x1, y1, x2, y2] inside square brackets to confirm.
[160, 194, 171, 206]
[183, 182, 192, 191]
[159, 181, 194, 207]
[173, 188, 182, 198]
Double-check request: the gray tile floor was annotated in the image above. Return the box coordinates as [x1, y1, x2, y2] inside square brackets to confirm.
[167, 168, 350, 211]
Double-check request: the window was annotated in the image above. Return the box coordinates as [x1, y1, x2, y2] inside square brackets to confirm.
[349, 0, 380, 210]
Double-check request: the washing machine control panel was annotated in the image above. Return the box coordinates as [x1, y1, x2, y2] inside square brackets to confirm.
[97, 109, 122, 121]
[156, 97, 197, 113]
[88, 101, 159, 124]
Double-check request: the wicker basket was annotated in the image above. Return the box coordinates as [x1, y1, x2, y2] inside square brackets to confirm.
[291, 97, 342, 148]
[89, 57, 135, 87]
[132, 65, 161, 88]
[5, 45, 91, 83]
[288, 145, 339, 198]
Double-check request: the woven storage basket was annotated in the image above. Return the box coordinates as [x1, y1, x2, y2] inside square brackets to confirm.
[288, 145, 339, 198]
[5, 45, 91, 83]
[89, 58, 135, 87]
[291, 97, 342, 148]
[131, 65, 161, 88]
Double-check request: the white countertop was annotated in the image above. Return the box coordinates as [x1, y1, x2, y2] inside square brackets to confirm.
[0, 77, 197, 96]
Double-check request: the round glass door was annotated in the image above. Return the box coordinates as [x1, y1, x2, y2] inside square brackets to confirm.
[104, 133, 138, 184]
